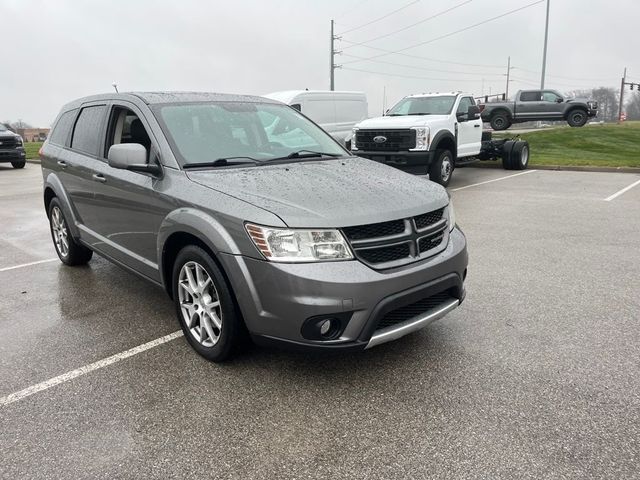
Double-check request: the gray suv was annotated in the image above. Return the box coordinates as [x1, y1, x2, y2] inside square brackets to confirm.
[41, 92, 468, 361]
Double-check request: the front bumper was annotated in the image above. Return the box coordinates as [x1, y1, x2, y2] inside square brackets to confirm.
[219, 227, 468, 351]
[354, 150, 435, 174]
[0, 147, 26, 162]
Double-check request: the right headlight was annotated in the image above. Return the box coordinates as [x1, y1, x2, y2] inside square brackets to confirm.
[245, 224, 353, 262]
[448, 200, 456, 231]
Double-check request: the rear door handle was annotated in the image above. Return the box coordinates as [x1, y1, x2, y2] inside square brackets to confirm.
[57, 160, 67, 168]
[92, 173, 107, 183]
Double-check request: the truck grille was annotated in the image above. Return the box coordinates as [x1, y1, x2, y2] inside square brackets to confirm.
[341, 207, 448, 269]
[375, 291, 455, 330]
[0, 137, 18, 149]
[355, 129, 416, 151]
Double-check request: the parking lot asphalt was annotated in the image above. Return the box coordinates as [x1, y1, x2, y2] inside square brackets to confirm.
[1, 163, 639, 479]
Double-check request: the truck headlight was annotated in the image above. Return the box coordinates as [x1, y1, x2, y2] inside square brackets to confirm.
[448, 200, 456, 231]
[15, 136, 23, 146]
[410, 126, 429, 151]
[246, 224, 353, 262]
[350, 128, 359, 151]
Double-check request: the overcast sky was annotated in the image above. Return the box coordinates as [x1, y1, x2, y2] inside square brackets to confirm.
[2, 0, 638, 126]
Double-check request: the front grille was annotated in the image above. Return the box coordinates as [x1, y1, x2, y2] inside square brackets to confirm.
[342, 207, 448, 269]
[414, 208, 444, 230]
[355, 129, 416, 151]
[342, 219, 405, 241]
[376, 292, 454, 330]
[0, 137, 18, 149]
[358, 242, 411, 264]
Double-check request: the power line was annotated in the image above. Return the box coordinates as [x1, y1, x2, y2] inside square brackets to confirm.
[342, 66, 487, 83]
[343, 0, 545, 64]
[341, 53, 506, 77]
[337, 0, 421, 35]
[342, 0, 474, 49]
[339, 42, 505, 68]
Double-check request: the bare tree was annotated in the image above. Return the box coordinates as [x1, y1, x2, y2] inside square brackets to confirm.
[591, 87, 619, 122]
[626, 91, 640, 120]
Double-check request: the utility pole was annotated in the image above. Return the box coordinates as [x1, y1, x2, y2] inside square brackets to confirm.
[618, 67, 627, 123]
[330, 20, 335, 91]
[505, 56, 512, 99]
[540, 0, 550, 89]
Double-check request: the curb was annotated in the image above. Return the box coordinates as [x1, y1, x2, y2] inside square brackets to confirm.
[468, 162, 640, 174]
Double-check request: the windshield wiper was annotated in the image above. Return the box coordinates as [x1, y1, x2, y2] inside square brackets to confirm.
[182, 157, 263, 169]
[267, 150, 344, 162]
[407, 112, 433, 116]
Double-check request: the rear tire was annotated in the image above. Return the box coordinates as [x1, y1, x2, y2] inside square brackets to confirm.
[509, 141, 530, 170]
[11, 161, 26, 169]
[48, 198, 93, 265]
[566, 109, 588, 127]
[501, 140, 516, 170]
[172, 245, 243, 362]
[429, 149, 454, 187]
[490, 112, 511, 131]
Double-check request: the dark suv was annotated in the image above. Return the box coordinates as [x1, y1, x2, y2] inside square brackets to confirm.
[41, 92, 468, 361]
[0, 124, 26, 168]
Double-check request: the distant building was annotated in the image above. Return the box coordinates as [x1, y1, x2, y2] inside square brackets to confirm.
[16, 128, 50, 142]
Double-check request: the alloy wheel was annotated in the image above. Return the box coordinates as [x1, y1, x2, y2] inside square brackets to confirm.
[441, 155, 452, 182]
[51, 206, 69, 258]
[178, 261, 223, 347]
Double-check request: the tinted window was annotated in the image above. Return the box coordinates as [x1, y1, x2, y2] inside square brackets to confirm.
[520, 91, 541, 102]
[457, 97, 475, 114]
[49, 110, 78, 146]
[71, 105, 107, 155]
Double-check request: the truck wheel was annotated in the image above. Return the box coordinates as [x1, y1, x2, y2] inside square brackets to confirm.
[509, 141, 530, 170]
[490, 112, 511, 131]
[501, 141, 516, 169]
[11, 161, 26, 169]
[429, 149, 454, 187]
[566, 109, 588, 127]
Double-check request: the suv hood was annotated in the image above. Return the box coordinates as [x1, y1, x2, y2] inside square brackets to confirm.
[356, 115, 449, 129]
[187, 157, 448, 228]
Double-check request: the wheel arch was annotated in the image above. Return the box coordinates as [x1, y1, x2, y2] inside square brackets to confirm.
[42, 174, 82, 238]
[430, 131, 457, 160]
[490, 108, 512, 120]
[564, 105, 588, 119]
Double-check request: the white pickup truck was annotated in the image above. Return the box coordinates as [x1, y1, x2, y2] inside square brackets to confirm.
[351, 92, 529, 186]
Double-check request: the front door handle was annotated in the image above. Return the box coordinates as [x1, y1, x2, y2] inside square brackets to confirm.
[57, 160, 67, 168]
[92, 173, 107, 183]
[474, 124, 481, 128]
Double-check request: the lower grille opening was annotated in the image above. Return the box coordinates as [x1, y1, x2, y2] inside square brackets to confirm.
[375, 291, 456, 331]
[357, 243, 411, 264]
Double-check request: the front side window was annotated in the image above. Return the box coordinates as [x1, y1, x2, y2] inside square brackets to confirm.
[542, 91, 562, 102]
[387, 96, 457, 116]
[71, 105, 107, 155]
[456, 97, 475, 114]
[153, 102, 346, 167]
[49, 110, 78, 147]
[105, 106, 152, 159]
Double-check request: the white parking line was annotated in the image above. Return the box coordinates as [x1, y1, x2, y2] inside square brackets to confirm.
[0, 330, 184, 407]
[0, 258, 58, 272]
[450, 169, 537, 191]
[604, 178, 640, 202]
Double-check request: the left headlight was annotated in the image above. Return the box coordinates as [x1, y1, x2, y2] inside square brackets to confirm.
[447, 200, 456, 231]
[245, 224, 354, 262]
[15, 136, 23, 146]
[410, 126, 430, 151]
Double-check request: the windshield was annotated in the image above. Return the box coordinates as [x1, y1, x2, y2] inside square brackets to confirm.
[387, 96, 456, 116]
[153, 102, 347, 167]
[0, 124, 8, 132]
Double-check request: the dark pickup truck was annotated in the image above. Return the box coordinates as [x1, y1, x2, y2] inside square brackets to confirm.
[480, 89, 598, 130]
[0, 124, 26, 168]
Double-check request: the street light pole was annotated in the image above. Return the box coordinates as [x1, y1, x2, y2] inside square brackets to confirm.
[540, 0, 550, 89]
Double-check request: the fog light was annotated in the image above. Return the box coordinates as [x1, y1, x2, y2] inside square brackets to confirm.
[319, 319, 332, 336]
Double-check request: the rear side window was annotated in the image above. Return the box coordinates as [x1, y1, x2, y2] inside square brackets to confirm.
[520, 91, 541, 102]
[71, 105, 107, 155]
[49, 110, 78, 146]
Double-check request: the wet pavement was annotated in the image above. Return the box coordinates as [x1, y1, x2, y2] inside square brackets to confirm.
[1, 163, 639, 479]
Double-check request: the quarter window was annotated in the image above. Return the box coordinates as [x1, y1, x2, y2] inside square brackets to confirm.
[71, 105, 107, 155]
[49, 110, 78, 147]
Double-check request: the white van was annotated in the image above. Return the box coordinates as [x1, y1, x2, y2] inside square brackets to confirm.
[264, 90, 368, 146]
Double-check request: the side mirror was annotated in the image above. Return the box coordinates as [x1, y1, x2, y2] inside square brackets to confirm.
[108, 143, 161, 176]
[467, 105, 481, 119]
[556, 97, 563, 103]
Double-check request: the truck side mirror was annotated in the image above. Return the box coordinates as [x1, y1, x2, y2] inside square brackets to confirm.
[556, 98, 563, 103]
[467, 105, 481, 119]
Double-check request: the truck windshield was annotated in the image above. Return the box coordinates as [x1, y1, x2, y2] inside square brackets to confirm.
[153, 102, 347, 168]
[387, 96, 457, 116]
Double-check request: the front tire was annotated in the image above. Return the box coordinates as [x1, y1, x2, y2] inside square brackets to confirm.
[428, 149, 454, 187]
[172, 245, 242, 362]
[490, 112, 511, 131]
[566, 109, 588, 127]
[11, 160, 26, 169]
[48, 198, 93, 265]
